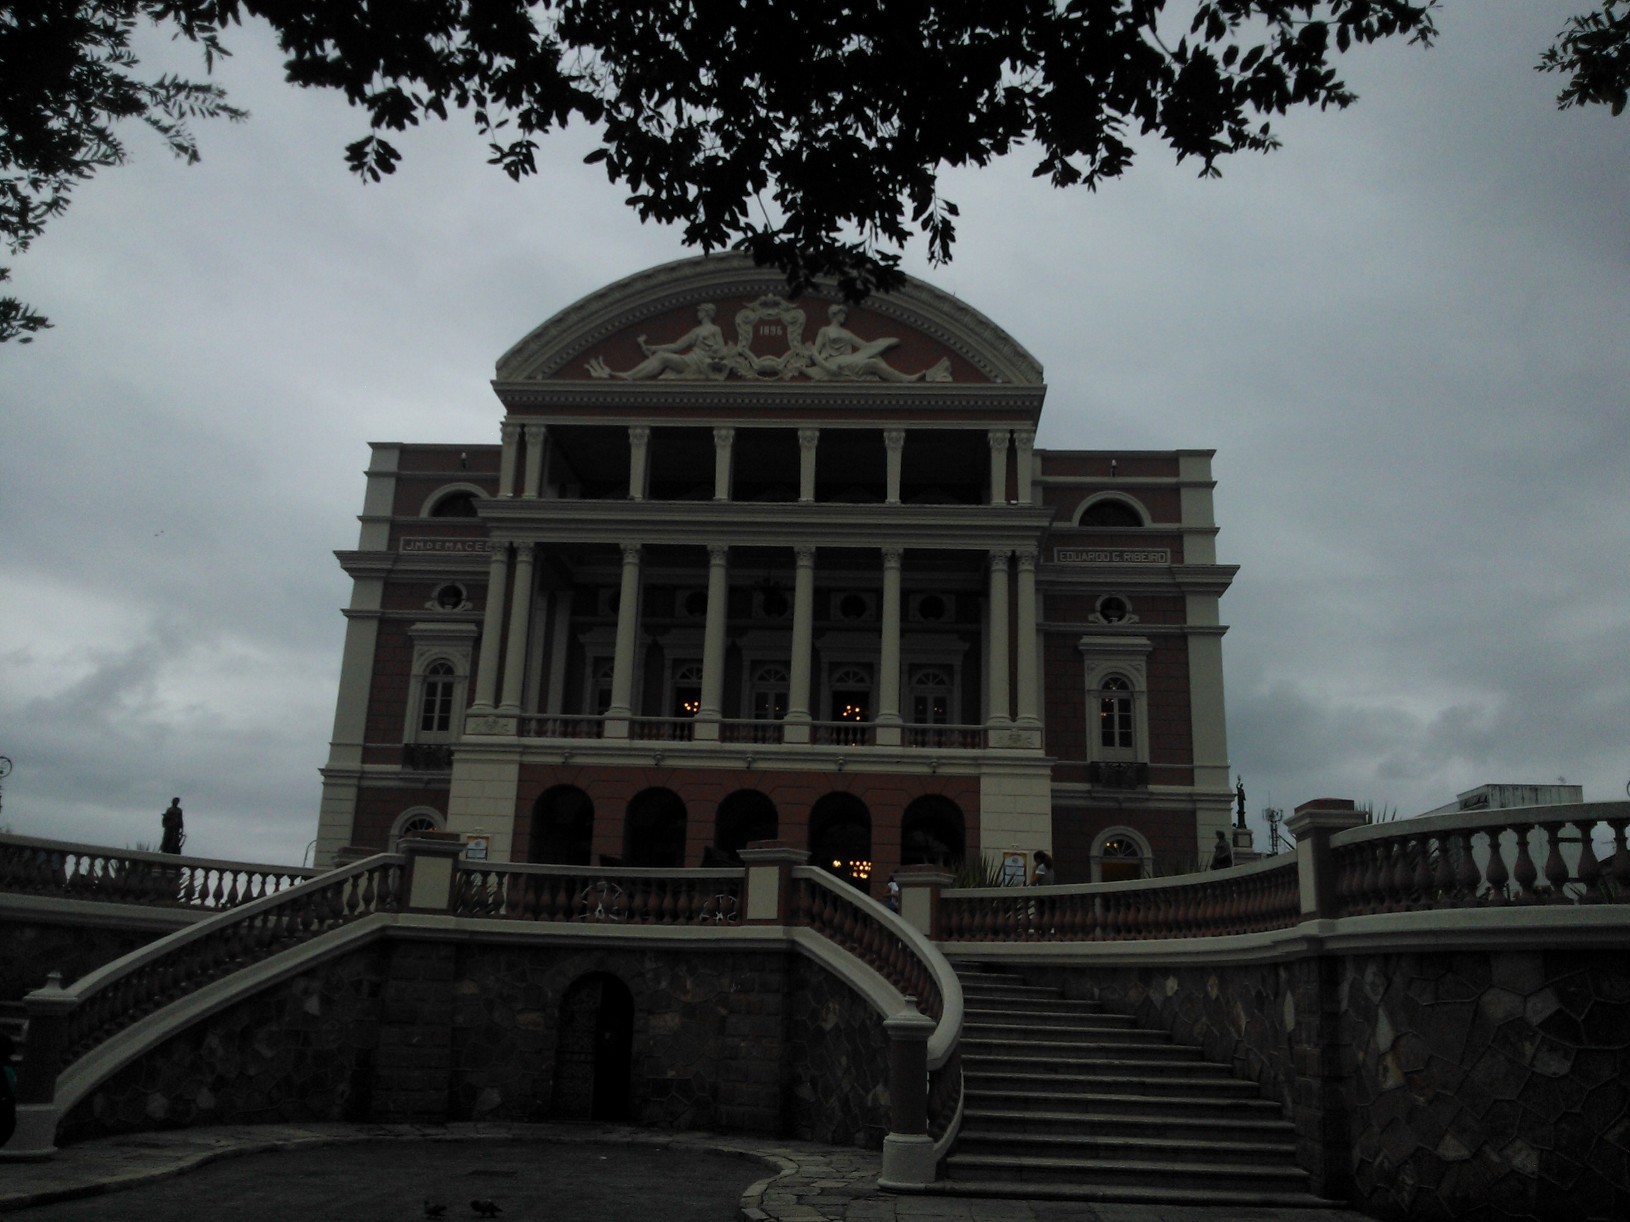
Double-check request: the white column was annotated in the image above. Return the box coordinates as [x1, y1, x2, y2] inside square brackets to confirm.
[606, 542, 642, 735]
[628, 426, 651, 501]
[497, 543, 536, 715]
[713, 427, 735, 501]
[986, 548, 1011, 727]
[1015, 547, 1041, 730]
[1013, 429, 1035, 506]
[785, 545, 816, 743]
[498, 422, 521, 497]
[877, 546, 903, 745]
[798, 428, 819, 503]
[988, 429, 1009, 505]
[696, 544, 730, 740]
[523, 424, 547, 498]
[884, 429, 905, 505]
[471, 544, 512, 712]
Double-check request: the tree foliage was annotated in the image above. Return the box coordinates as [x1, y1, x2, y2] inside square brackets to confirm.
[0, 2, 245, 342]
[1539, 2, 1630, 115]
[23, 2, 1630, 344]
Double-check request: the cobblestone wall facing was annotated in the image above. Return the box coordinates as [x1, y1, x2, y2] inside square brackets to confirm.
[57, 936, 892, 1151]
[1001, 945, 1630, 1221]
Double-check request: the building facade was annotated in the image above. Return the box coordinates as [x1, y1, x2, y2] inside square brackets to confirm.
[315, 256, 1238, 892]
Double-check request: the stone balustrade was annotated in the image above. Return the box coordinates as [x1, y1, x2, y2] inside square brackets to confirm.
[0, 832, 318, 911]
[1329, 800, 1630, 913]
[940, 853, 1302, 942]
[454, 862, 743, 924]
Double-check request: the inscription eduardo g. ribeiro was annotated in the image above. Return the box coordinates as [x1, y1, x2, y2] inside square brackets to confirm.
[585, 296, 951, 383]
[1054, 548, 1172, 564]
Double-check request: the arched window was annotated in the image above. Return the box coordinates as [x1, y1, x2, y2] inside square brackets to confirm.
[530, 785, 595, 865]
[390, 807, 445, 848]
[809, 792, 872, 890]
[830, 665, 872, 722]
[908, 666, 953, 725]
[671, 662, 703, 717]
[624, 787, 688, 867]
[420, 660, 457, 733]
[1099, 675, 1134, 753]
[1077, 497, 1146, 527]
[715, 790, 778, 860]
[1092, 827, 1152, 883]
[900, 795, 964, 867]
[429, 490, 479, 517]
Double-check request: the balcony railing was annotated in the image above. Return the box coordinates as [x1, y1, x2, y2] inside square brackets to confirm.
[518, 714, 605, 739]
[514, 713, 1000, 749]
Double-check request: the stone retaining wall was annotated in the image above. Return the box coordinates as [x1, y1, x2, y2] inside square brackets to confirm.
[1004, 947, 1630, 1221]
[58, 936, 891, 1151]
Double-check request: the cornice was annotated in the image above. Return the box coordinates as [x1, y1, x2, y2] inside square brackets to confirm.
[491, 378, 1045, 422]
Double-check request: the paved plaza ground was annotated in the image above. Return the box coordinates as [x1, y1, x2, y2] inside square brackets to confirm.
[0, 1123, 1376, 1222]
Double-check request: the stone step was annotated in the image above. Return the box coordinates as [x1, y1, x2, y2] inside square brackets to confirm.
[957, 1117, 1298, 1162]
[918, 1178, 1337, 1211]
[964, 1087, 1282, 1119]
[964, 1069, 1263, 1098]
[944, 1150, 1314, 1193]
[964, 1053, 1234, 1080]
[964, 1033, 1188, 1057]
[964, 1005, 1141, 1030]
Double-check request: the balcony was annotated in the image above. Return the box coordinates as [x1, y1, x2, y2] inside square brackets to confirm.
[510, 714, 1008, 752]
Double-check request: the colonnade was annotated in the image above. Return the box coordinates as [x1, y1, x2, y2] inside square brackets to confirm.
[466, 539, 1043, 742]
[494, 422, 1038, 506]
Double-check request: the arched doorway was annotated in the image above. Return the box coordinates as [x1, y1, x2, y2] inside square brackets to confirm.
[529, 785, 594, 865]
[623, 787, 688, 867]
[900, 795, 964, 866]
[550, 973, 634, 1121]
[809, 792, 872, 889]
[715, 790, 778, 862]
[1094, 828, 1151, 883]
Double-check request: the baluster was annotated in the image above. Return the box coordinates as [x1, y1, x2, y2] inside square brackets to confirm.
[1511, 823, 1538, 902]
[1408, 834, 1433, 909]
[1432, 831, 1458, 906]
[209, 869, 228, 908]
[1484, 827, 1511, 905]
[1542, 824, 1570, 903]
[1573, 819, 1603, 904]
[1609, 819, 1630, 902]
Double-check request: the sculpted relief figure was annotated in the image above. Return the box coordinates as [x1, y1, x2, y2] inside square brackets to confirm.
[806, 304, 951, 383]
[584, 297, 951, 382]
[587, 303, 736, 380]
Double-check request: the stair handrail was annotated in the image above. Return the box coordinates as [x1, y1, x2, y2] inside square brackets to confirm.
[1327, 800, 1630, 913]
[16, 852, 403, 1103]
[940, 852, 1302, 942]
[788, 865, 965, 1160]
[0, 830, 320, 909]
[454, 859, 744, 924]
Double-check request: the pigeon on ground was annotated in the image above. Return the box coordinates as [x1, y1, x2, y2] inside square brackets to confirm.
[423, 1202, 447, 1219]
[470, 1201, 502, 1218]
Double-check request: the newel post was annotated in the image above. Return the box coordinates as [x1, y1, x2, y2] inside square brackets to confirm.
[1286, 798, 1367, 921]
[893, 864, 953, 939]
[879, 996, 939, 1189]
[738, 842, 809, 925]
[400, 833, 465, 913]
[4, 972, 77, 1161]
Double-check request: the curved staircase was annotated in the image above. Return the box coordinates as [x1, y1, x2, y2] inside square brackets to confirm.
[940, 964, 1336, 1209]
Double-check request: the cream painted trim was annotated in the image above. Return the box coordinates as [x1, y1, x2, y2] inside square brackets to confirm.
[0, 892, 204, 932]
[1069, 491, 1152, 527]
[416, 481, 490, 518]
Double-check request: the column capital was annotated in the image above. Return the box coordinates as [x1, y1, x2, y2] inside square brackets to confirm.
[798, 427, 820, 449]
[987, 429, 1010, 451]
[501, 421, 523, 441]
[1016, 547, 1038, 571]
[988, 547, 1012, 571]
[881, 546, 903, 568]
[793, 544, 817, 567]
[713, 426, 735, 446]
[523, 423, 546, 442]
[628, 425, 651, 445]
[883, 428, 906, 449]
[1013, 429, 1035, 448]
[620, 542, 642, 564]
[708, 543, 730, 564]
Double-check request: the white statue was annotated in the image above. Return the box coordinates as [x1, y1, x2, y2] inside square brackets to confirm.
[806, 305, 950, 382]
[587, 303, 736, 380]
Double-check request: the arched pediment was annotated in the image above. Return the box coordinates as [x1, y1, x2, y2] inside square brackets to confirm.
[495, 254, 1043, 387]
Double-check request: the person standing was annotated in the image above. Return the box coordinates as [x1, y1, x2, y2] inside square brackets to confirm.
[160, 797, 185, 855]
[1032, 849, 1055, 885]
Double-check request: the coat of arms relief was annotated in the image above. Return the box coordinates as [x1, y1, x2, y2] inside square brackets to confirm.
[585, 296, 952, 383]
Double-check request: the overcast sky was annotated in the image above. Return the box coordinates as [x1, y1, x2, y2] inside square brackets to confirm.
[2, 4, 1625, 867]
